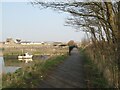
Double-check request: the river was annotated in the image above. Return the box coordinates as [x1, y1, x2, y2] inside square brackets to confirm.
[0, 57, 21, 74]
[1, 54, 50, 74]
[0, 57, 3, 74]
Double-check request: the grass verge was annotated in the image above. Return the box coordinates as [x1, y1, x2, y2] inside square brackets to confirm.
[2, 55, 67, 88]
[80, 49, 109, 88]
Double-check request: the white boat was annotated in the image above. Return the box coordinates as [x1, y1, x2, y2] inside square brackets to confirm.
[18, 52, 33, 59]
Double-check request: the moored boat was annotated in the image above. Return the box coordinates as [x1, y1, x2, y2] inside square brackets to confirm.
[18, 52, 33, 59]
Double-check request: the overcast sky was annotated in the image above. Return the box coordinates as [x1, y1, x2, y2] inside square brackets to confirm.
[1, 2, 86, 42]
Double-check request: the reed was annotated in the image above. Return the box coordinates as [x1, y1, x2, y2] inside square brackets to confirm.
[80, 49, 109, 88]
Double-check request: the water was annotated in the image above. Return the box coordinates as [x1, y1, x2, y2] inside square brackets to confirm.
[0, 57, 4, 74]
[0, 57, 21, 74]
[0, 57, 21, 89]
[0, 54, 49, 89]
[0, 57, 3, 89]
[0, 54, 50, 74]
[3, 55, 50, 73]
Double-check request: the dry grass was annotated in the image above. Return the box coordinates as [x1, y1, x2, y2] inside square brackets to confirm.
[81, 40, 119, 88]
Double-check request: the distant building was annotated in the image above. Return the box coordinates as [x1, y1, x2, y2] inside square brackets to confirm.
[20, 41, 44, 45]
[52, 42, 67, 48]
[20, 41, 32, 45]
[15, 39, 21, 44]
[5, 38, 16, 44]
[53, 42, 63, 46]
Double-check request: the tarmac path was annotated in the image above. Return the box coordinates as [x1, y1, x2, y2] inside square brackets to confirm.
[38, 48, 86, 88]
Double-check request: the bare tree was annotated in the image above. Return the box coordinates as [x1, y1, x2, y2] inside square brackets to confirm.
[31, 0, 120, 88]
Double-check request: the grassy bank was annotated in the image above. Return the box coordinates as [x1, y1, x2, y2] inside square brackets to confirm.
[3, 45, 68, 57]
[80, 49, 109, 88]
[2, 55, 67, 88]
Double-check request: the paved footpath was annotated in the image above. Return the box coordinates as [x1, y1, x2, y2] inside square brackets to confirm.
[38, 48, 86, 88]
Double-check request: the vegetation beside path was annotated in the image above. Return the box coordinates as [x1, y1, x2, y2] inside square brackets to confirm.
[2, 55, 67, 88]
[80, 48, 109, 88]
[2, 48, 110, 88]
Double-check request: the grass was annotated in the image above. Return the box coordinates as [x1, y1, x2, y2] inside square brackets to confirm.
[3, 46, 68, 56]
[80, 48, 109, 88]
[2, 55, 67, 88]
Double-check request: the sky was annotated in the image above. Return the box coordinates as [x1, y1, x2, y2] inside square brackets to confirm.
[1, 1, 86, 42]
